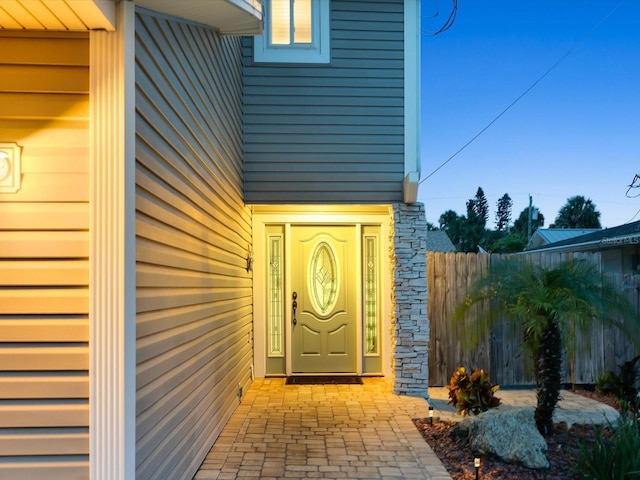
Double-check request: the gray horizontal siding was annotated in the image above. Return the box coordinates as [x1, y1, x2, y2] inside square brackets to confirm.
[135, 9, 252, 480]
[243, 0, 405, 204]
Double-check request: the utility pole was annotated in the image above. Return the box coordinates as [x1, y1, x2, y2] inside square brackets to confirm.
[527, 194, 533, 241]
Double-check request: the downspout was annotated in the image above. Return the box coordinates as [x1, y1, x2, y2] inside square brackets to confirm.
[403, 0, 421, 204]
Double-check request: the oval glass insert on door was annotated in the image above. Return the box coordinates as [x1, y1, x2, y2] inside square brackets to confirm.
[308, 241, 339, 316]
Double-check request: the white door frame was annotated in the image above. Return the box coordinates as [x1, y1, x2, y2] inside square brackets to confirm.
[252, 206, 392, 378]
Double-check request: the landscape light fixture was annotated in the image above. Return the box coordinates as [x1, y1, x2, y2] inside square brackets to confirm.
[428, 406, 434, 426]
[474, 456, 481, 480]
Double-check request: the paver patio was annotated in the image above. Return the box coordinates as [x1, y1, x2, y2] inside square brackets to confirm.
[193, 378, 619, 479]
[194, 378, 450, 479]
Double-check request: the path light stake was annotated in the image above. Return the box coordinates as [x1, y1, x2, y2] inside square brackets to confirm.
[474, 456, 481, 480]
[428, 406, 434, 426]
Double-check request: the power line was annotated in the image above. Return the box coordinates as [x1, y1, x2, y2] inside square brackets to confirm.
[626, 174, 640, 198]
[422, 0, 458, 36]
[626, 206, 640, 223]
[420, 0, 626, 184]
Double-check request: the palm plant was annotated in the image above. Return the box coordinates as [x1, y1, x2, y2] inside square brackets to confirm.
[455, 257, 640, 436]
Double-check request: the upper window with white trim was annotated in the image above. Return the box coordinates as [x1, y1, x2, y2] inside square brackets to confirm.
[254, 0, 330, 64]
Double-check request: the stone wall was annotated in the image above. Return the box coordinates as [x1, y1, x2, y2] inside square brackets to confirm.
[392, 203, 429, 397]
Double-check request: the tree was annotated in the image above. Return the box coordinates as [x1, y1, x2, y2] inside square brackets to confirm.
[490, 233, 526, 253]
[453, 187, 490, 252]
[513, 206, 544, 239]
[459, 212, 486, 253]
[552, 195, 601, 229]
[467, 187, 489, 226]
[495, 193, 512, 232]
[438, 188, 493, 252]
[455, 258, 640, 436]
[438, 210, 465, 248]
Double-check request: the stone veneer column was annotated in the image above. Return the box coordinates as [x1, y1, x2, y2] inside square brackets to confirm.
[392, 203, 429, 397]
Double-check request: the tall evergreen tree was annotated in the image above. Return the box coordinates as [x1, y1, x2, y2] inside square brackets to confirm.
[495, 193, 513, 232]
[551, 195, 602, 229]
[467, 187, 489, 226]
[457, 188, 491, 252]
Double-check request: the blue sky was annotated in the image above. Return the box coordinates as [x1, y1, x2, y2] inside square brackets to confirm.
[418, 0, 640, 229]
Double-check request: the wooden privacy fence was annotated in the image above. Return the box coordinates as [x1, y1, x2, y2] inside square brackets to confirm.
[427, 251, 640, 386]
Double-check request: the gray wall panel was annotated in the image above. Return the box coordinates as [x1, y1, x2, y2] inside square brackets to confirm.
[244, 0, 405, 204]
[135, 10, 252, 480]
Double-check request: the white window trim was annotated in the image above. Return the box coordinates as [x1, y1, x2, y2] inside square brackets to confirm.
[254, 0, 330, 64]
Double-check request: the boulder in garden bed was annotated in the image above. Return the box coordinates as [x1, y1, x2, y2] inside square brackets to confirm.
[451, 406, 549, 469]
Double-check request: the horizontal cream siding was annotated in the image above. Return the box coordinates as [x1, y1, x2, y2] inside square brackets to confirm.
[0, 32, 89, 480]
[135, 10, 253, 480]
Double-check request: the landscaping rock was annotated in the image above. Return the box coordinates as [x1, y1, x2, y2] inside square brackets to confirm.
[451, 406, 549, 469]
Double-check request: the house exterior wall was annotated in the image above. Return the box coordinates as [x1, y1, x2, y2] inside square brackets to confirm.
[243, 0, 405, 204]
[134, 10, 253, 480]
[0, 32, 90, 479]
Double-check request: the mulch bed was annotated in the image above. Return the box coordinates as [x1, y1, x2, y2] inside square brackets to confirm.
[414, 389, 619, 479]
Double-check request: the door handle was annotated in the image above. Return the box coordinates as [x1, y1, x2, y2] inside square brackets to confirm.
[292, 291, 297, 326]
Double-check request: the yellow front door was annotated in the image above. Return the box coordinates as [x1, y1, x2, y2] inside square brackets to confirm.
[290, 226, 357, 373]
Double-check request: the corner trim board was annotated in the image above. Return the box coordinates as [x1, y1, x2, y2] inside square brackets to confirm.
[89, 2, 136, 479]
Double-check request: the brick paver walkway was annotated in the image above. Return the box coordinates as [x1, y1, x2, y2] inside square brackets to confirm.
[194, 378, 451, 479]
[193, 378, 620, 479]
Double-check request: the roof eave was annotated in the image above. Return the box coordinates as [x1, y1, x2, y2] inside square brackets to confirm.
[0, 0, 263, 34]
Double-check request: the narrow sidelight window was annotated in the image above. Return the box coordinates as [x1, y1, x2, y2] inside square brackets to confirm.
[364, 235, 379, 355]
[268, 234, 284, 356]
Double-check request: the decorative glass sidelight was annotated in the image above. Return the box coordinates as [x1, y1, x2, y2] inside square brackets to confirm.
[309, 241, 338, 315]
[364, 235, 379, 355]
[268, 235, 284, 356]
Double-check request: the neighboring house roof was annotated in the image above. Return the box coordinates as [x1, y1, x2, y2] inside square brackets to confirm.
[526, 228, 601, 250]
[527, 220, 640, 252]
[426, 230, 456, 252]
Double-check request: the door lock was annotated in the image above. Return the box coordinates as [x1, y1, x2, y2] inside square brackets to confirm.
[292, 291, 297, 326]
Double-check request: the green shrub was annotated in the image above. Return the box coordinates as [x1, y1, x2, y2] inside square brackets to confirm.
[446, 366, 501, 417]
[577, 413, 640, 479]
[596, 355, 640, 413]
[595, 370, 621, 396]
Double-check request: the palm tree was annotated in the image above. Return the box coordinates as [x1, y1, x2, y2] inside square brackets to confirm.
[455, 257, 640, 436]
[552, 195, 601, 229]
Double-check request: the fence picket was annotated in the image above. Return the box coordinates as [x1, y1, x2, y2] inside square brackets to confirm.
[427, 251, 639, 386]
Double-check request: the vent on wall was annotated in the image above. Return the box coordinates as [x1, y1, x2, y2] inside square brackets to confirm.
[0, 143, 22, 193]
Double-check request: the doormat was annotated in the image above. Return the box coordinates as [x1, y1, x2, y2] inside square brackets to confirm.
[285, 376, 363, 385]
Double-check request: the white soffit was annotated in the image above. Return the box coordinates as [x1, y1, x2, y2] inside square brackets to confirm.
[135, 0, 263, 35]
[0, 0, 116, 31]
